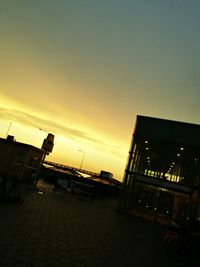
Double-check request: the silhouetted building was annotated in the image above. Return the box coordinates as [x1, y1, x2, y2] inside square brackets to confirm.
[41, 162, 121, 198]
[0, 136, 44, 183]
[118, 115, 200, 224]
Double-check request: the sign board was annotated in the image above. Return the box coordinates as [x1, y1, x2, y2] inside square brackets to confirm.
[41, 133, 54, 153]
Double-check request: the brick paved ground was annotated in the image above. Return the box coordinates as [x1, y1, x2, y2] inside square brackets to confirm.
[0, 181, 173, 267]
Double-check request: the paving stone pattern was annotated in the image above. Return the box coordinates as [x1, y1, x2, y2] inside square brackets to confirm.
[0, 185, 173, 267]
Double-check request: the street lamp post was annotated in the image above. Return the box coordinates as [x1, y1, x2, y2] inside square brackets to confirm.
[5, 121, 13, 138]
[79, 150, 85, 170]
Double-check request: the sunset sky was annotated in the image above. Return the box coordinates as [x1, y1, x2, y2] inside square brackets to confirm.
[0, 1, 200, 181]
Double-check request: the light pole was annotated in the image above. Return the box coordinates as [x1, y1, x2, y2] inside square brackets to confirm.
[5, 121, 13, 138]
[39, 128, 48, 136]
[79, 149, 85, 170]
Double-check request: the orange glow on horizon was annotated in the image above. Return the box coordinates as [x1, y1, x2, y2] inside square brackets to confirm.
[0, 105, 128, 181]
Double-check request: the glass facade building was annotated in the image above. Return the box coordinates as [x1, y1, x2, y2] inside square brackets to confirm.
[118, 116, 200, 224]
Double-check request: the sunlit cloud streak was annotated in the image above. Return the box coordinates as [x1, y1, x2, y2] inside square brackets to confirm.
[0, 106, 123, 154]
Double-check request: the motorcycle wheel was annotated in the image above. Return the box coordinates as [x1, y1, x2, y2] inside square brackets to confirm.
[165, 236, 189, 266]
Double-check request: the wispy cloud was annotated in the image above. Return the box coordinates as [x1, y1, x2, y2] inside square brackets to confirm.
[0, 106, 107, 145]
[0, 107, 126, 159]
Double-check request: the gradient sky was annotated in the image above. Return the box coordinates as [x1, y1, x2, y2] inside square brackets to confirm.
[0, 0, 200, 181]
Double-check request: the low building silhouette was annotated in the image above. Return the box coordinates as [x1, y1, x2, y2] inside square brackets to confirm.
[0, 135, 44, 183]
[41, 162, 121, 198]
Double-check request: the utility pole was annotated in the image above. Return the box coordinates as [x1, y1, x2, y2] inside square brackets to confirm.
[79, 150, 85, 170]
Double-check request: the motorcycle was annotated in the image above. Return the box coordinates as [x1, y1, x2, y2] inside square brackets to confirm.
[163, 219, 200, 266]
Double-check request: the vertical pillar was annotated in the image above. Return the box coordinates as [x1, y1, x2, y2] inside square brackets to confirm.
[117, 134, 137, 212]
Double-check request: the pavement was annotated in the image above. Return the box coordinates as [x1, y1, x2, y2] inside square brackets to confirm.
[0, 180, 173, 267]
